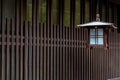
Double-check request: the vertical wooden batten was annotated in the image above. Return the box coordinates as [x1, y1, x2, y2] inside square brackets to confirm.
[15, 0, 20, 79]
[24, 21, 28, 80]
[1, 0, 5, 79]
[20, 0, 24, 80]
[32, 0, 37, 79]
[36, 0, 40, 80]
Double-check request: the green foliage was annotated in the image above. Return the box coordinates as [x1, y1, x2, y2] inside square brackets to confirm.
[75, 0, 81, 26]
[27, 4, 32, 21]
[27, 0, 47, 22]
[85, 0, 90, 22]
[64, 11, 70, 26]
[64, 0, 70, 26]
[52, 0, 59, 24]
[40, 2, 46, 22]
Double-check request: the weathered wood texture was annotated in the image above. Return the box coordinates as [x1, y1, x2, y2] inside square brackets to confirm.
[1, 18, 120, 80]
[0, 0, 120, 80]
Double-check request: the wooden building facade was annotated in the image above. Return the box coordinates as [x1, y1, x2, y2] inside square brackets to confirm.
[0, 0, 120, 80]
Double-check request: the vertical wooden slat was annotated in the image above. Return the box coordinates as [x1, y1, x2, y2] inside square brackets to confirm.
[115, 29, 117, 78]
[81, 28, 84, 80]
[68, 26, 70, 80]
[57, 25, 60, 80]
[108, 29, 110, 79]
[24, 21, 28, 80]
[59, 17, 63, 80]
[84, 28, 86, 80]
[36, 18, 40, 80]
[85, 29, 88, 80]
[15, 0, 20, 79]
[1, 1, 120, 80]
[44, 23, 47, 80]
[71, 0, 75, 79]
[6, 19, 10, 80]
[50, 24, 54, 80]
[78, 28, 81, 80]
[109, 30, 111, 79]
[32, 0, 36, 79]
[58, 0, 64, 78]
[62, 26, 66, 80]
[73, 27, 76, 80]
[20, 0, 23, 79]
[66, 27, 68, 80]
[76, 27, 78, 80]
[46, 0, 52, 79]
[28, 22, 32, 80]
[36, 0, 40, 79]
[11, 19, 15, 80]
[1, 0, 5, 79]
[40, 23, 43, 80]
[99, 48, 102, 80]
[119, 32, 120, 77]
[53, 25, 57, 80]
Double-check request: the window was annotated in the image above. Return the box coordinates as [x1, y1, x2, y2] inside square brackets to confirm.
[90, 28, 104, 45]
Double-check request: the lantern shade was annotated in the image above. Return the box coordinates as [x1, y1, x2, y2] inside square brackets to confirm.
[77, 21, 117, 29]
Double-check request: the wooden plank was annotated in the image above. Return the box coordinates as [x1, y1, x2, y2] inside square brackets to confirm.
[63, 25, 65, 80]
[53, 25, 57, 80]
[50, 24, 54, 80]
[15, 0, 20, 79]
[81, 28, 84, 80]
[24, 21, 28, 80]
[36, 0, 40, 79]
[28, 22, 32, 80]
[73, 27, 77, 80]
[44, 23, 47, 80]
[20, 0, 23, 79]
[6, 19, 10, 80]
[11, 19, 15, 80]
[32, 0, 37, 79]
[1, 0, 5, 79]
[66, 27, 69, 80]
[59, 19, 63, 80]
[76, 28, 78, 80]
[46, 0, 51, 79]
[58, 0, 64, 79]
[56, 25, 60, 80]
[71, 26, 73, 80]
[68, 26, 70, 80]
[40, 23, 43, 80]
[78, 28, 81, 80]
[36, 19, 40, 80]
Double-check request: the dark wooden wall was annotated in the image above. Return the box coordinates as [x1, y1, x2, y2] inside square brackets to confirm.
[1, 0, 120, 80]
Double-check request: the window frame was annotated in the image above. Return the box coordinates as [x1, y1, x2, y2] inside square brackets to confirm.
[89, 27, 106, 47]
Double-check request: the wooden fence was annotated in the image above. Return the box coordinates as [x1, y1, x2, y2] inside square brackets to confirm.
[1, 18, 120, 80]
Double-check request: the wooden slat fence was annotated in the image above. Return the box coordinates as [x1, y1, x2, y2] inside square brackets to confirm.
[1, 18, 120, 80]
[1, 18, 88, 80]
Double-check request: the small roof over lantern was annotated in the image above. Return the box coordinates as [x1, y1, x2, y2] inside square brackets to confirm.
[77, 14, 117, 29]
